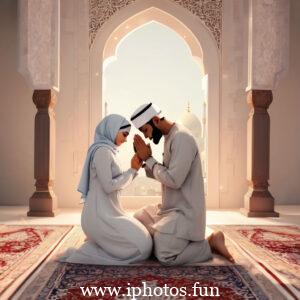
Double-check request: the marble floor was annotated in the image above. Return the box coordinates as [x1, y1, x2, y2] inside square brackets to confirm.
[1, 205, 299, 226]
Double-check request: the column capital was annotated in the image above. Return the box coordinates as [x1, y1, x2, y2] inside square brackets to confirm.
[247, 89, 272, 109]
[247, 0, 290, 90]
[33, 90, 57, 109]
[18, 0, 60, 91]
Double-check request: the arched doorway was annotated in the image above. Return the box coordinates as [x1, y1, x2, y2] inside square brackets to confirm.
[90, 0, 220, 208]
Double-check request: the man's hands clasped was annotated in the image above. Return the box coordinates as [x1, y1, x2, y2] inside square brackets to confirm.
[133, 135, 152, 161]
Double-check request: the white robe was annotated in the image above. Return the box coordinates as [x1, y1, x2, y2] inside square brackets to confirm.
[58, 147, 152, 265]
[134, 123, 212, 265]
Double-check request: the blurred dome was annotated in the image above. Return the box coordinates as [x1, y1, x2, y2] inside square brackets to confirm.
[178, 104, 202, 135]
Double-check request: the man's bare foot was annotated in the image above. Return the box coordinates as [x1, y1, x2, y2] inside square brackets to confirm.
[208, 231, 235, 263]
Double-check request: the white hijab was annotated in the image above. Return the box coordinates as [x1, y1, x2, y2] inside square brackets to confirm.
[78, 114, 131, 200]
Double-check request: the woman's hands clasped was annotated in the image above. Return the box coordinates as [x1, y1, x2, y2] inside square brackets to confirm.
[131, 154, 143, 171]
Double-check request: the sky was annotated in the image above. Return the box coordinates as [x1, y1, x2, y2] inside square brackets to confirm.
[103, 21, 205, 172]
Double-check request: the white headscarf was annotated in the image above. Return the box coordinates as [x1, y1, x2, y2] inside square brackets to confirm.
[78, 114, 131, 200]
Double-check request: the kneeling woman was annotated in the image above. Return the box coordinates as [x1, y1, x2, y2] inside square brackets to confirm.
[59, 114, 152, 264]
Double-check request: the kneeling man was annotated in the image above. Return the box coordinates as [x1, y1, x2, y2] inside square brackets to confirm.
[131, 103, 234, 266]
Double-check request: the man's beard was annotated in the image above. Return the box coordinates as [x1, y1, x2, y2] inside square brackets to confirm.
[151, 124, 163, 144]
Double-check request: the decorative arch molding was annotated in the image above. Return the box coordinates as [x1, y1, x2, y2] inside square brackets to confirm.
[89, 0, 220, 208]
[90, 0, 222, 48]
[103, 7, 204, 73]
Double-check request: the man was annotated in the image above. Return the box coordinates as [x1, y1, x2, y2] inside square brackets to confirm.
[131, 103, 234, 265]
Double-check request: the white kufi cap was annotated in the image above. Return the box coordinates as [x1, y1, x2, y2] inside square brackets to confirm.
[130, 103, 162, 129]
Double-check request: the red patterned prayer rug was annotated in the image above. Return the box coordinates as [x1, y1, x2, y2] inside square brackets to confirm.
[212, 225, 300, 298]
[0, 225, 73, 298]
[16, 226, 288, 299]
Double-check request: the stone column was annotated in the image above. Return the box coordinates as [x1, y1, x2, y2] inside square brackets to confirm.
[242, 90, 278, 217]
[242, 0, 289, 217]
[18, 0, 60, 216]
[28, 90, 57, 217]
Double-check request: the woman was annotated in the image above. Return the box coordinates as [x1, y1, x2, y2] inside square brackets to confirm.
[59, 114, 152, 264]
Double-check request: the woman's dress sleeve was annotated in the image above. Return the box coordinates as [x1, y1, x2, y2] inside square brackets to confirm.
[93, 148, 137, 194]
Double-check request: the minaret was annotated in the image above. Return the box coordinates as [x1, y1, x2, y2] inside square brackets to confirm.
[187, 101, 191, 113]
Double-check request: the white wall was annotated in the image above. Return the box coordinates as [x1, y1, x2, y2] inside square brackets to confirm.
[0, 0, 35, 206]
[219, 0, 249, 208]
[55, 0, 90, 207]
[269, 0, 300, 205]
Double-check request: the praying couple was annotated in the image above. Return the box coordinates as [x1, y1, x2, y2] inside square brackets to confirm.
[59, 103, 234, 266]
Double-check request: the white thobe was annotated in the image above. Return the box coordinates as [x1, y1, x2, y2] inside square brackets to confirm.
[134, 123, 212, 265]
[58, 147, 152, 265]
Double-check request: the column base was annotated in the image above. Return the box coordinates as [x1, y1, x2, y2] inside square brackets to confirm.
[241, 188, 279, 218]
[240, 208, 279, 218]
[27, 190, 58, 217]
